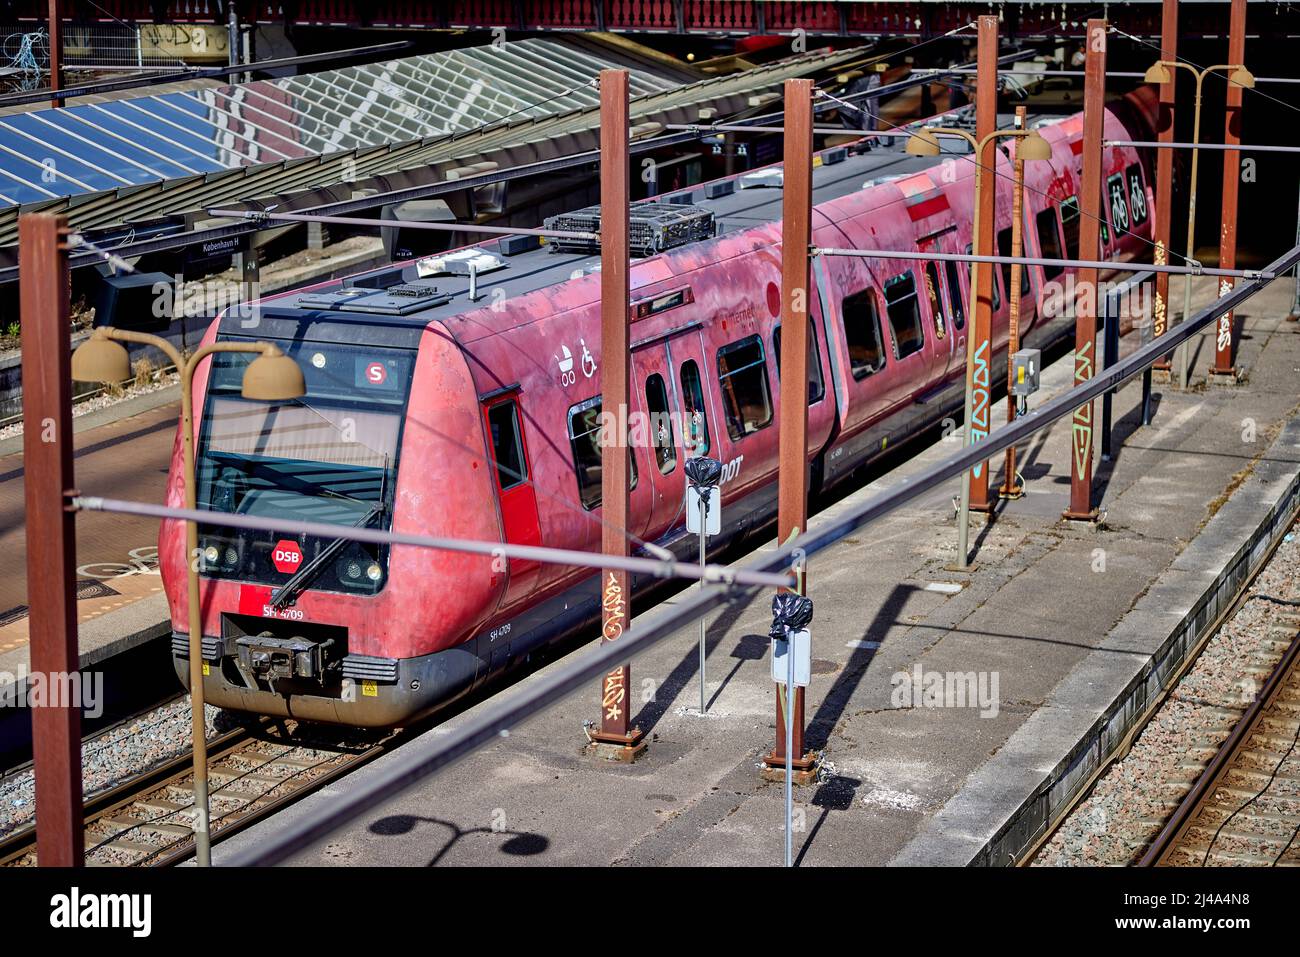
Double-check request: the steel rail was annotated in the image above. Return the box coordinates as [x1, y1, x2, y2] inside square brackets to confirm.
[813, 246, 1273, 280]
[1138, 626, 1300, 866]
[68, 497, 795, 590]
[227, 238, 1300, 868]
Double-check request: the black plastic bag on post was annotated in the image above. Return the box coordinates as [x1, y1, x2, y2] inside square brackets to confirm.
[769, 593, 814, 639]
[684, 456, 722, 489]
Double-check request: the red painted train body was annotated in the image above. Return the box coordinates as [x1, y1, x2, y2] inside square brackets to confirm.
[160, 100, 1157, 725]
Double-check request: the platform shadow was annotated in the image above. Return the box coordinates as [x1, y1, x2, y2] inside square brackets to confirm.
[629, 585, 766, 732]
[805, 582, 919, 751]
[369, 813, 550, 867]
[794, 773, 861, 866]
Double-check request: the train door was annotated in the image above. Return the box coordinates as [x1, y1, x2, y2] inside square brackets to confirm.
[666, 328, 720, 472]
[481, 393, 542, 601]
[631, 344, 686, 541]
[918, 251, 958, 383]
[772, 310, 835, 461]
[998, 222, 1035, 348]
[935, 253, 969, 383]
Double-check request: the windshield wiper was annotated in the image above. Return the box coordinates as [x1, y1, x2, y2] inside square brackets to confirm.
[269, 501, 384, 611]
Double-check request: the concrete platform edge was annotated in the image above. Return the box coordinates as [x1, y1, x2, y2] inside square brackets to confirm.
[893, 414, 1300, 867]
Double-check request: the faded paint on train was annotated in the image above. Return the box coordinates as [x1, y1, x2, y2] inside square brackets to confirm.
[159, 99, 1156, 724]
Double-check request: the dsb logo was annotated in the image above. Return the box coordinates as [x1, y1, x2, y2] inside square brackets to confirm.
[272, 539, 303, 574]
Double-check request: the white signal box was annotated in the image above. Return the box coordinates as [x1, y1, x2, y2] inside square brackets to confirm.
[686, 485, 721, 536]
[771, 629, 811, 688]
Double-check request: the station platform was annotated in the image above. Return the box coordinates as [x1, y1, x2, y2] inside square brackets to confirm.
[199, 277, 1300, 866]
[203, 277, 1300, 866]
[0, 385, 178, 681]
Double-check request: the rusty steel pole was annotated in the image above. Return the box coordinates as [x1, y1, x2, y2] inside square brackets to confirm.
[48, 0, 62, 109]
[1152, 0, 1178, 370]
[1065, 20, 1107, 524]
[1000, 105, 1028, 500]
[1210, 0, 1248, 380]
[765, 77, 815, 780]
[590, 69, 644, 760]
[967, 14, 998, 516]
[20, 212, 83, 866]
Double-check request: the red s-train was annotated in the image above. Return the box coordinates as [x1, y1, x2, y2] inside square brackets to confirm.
[160, 97, 1158, 725]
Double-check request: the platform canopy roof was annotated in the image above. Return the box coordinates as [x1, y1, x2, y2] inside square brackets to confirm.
[0, 35, 871, 257]
[0, 38, 677, 205]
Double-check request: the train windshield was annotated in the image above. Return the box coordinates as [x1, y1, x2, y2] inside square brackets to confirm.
[194, 338, 415, 596]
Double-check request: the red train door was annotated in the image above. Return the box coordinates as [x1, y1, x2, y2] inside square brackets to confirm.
[631, 344, 685, 541]
[482, 394, 542, 601]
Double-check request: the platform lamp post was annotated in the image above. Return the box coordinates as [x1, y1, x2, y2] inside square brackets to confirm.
[906, 125, 1052, 568]
[1143, 58, 1255, 388]
[71, 327, 304, 866]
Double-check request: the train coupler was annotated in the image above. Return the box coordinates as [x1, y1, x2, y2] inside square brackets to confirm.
[236, 634, 335, 685]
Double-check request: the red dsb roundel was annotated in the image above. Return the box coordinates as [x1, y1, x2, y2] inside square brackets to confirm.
[272, 539, 303, 574]
[365, 362, 387, 385]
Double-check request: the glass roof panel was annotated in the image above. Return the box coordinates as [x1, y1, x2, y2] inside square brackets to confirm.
[0, 36, 680, 210]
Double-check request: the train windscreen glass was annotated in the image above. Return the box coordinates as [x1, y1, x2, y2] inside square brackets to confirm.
[194, 339, 414, 596]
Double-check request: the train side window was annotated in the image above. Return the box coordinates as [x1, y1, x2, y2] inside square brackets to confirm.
[486, 400, 527, 491]
[1107, 172, 1131, 241]
[944, 259, 966, 330]
[841, 288, 886, 379]
[923, 262, 946, 339]
[1126, 163, 1149, 227]
[679, 360, 710, 456]
[773, 321, 825, 404]
[1036, 207, 1066, 279]
[644, 373, 676, 475]
[965, 243, 1001, 311]
[997, 226, 1031, 297]
[1060, 196, 1082, 264]
[716, 335, 774, 441]
[884, 272, 925, 360]
[567, 397, 638, 511]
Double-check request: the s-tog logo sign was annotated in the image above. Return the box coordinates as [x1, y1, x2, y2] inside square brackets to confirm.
[365, 361, 387, 385]
[272, 539, 303, 574]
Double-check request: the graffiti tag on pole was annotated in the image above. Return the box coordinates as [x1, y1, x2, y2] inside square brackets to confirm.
[1072, 340, 1094, 476]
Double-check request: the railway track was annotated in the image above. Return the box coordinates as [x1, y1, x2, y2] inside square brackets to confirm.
[0, 718, 395, 867]
[1140, 625, 1300, 866]
[1030, 516, 1300, 867]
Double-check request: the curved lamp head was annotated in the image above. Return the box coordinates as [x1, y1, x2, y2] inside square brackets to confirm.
[906, 128, 943, 158]
[1144, 62, 1173, 85]
[241, 347, 306, 402]
[1016, 130, 1053, 162]
[71, 328, 131, 384]
[1230, 66, 1255, 89]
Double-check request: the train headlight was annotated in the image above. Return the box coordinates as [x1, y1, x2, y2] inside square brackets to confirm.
[366, 562, 382, 582]
[203, 545, 219, 565]
[346, 561, 362, 580]
[224, 547, 239, 567]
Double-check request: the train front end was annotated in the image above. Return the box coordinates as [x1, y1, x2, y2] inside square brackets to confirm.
[159, 301, 504, 726]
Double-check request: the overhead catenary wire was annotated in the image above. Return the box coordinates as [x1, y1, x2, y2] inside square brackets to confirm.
[1110, 24, 1300, 114]
[813, 245, 1272, 280]
[69, 496, 795, 590]
[813, 86, 1197, 271]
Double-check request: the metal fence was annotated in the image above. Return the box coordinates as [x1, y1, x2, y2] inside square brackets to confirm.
[0, 23, 188, 86]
